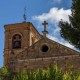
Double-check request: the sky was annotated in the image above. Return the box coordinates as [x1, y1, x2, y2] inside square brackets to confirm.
[0, 0, 74, 67]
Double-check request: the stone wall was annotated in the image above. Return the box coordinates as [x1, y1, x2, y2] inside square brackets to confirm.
[11, 55, 80, 72]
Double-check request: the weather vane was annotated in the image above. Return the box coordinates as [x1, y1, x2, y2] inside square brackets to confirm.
[23, 6, 27, 22]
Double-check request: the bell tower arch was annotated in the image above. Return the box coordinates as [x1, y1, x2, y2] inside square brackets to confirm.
[12, 34, 21, 49]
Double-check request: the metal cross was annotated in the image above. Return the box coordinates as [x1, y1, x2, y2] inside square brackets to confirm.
[42, 21, 48, 31]
[42, 21, 48, 37]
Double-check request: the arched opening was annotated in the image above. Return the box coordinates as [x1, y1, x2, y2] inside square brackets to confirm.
[12, 34, 21, 49]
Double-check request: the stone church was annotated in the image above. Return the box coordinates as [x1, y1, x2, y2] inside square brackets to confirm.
[4, 21, 80, 72]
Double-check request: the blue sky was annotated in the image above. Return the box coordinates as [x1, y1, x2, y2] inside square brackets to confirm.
[0, 0, 72, 67]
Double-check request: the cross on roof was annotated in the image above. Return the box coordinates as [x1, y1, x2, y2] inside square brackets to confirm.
[42, 21, 48, 31]
[42, 21, 48, 37]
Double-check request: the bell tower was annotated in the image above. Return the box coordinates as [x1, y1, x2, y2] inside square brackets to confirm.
[4, 22, 41, 68]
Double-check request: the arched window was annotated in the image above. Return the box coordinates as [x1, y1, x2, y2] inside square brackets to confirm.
[12, 34, 21, 49]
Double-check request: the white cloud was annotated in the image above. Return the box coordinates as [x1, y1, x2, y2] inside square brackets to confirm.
[32, 7, 78, 50]
[33, 7, 71, 24]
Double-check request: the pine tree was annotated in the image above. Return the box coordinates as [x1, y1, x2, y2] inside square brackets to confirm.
[59, 0, 80, 49]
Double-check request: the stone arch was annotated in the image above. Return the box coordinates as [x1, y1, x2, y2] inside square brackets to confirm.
[12, 32, 23, 38]
[12, 34, 22, 49]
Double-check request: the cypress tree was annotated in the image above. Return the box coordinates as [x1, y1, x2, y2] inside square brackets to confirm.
[59, 0, 80, 49]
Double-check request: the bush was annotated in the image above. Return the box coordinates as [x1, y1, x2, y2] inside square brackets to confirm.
[0, 65, 80, 80]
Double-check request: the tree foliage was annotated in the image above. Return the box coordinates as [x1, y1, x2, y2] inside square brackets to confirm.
[0, 65, 80, 80]
[12, 65, 80, 80]
[13, 71, 28, 80]
[0, 66, 10, 80]
[59, 0, 80, 49]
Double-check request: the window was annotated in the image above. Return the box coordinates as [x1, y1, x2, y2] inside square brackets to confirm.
[41, 45, 49, 53]
[12, 34, 21, 49]
[32, 36, 35, 44]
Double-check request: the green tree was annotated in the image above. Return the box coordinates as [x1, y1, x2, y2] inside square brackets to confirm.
[59, 0, 80, 49]
[27, 71, 35, 80]
[13, 71, 28, 80]
[0, 66, 10, 80]
[35, 69, 43, 80]
[47, 65, 63, 80]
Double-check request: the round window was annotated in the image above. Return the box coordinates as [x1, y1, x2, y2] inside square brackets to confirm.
[41, 45, 49, 52]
